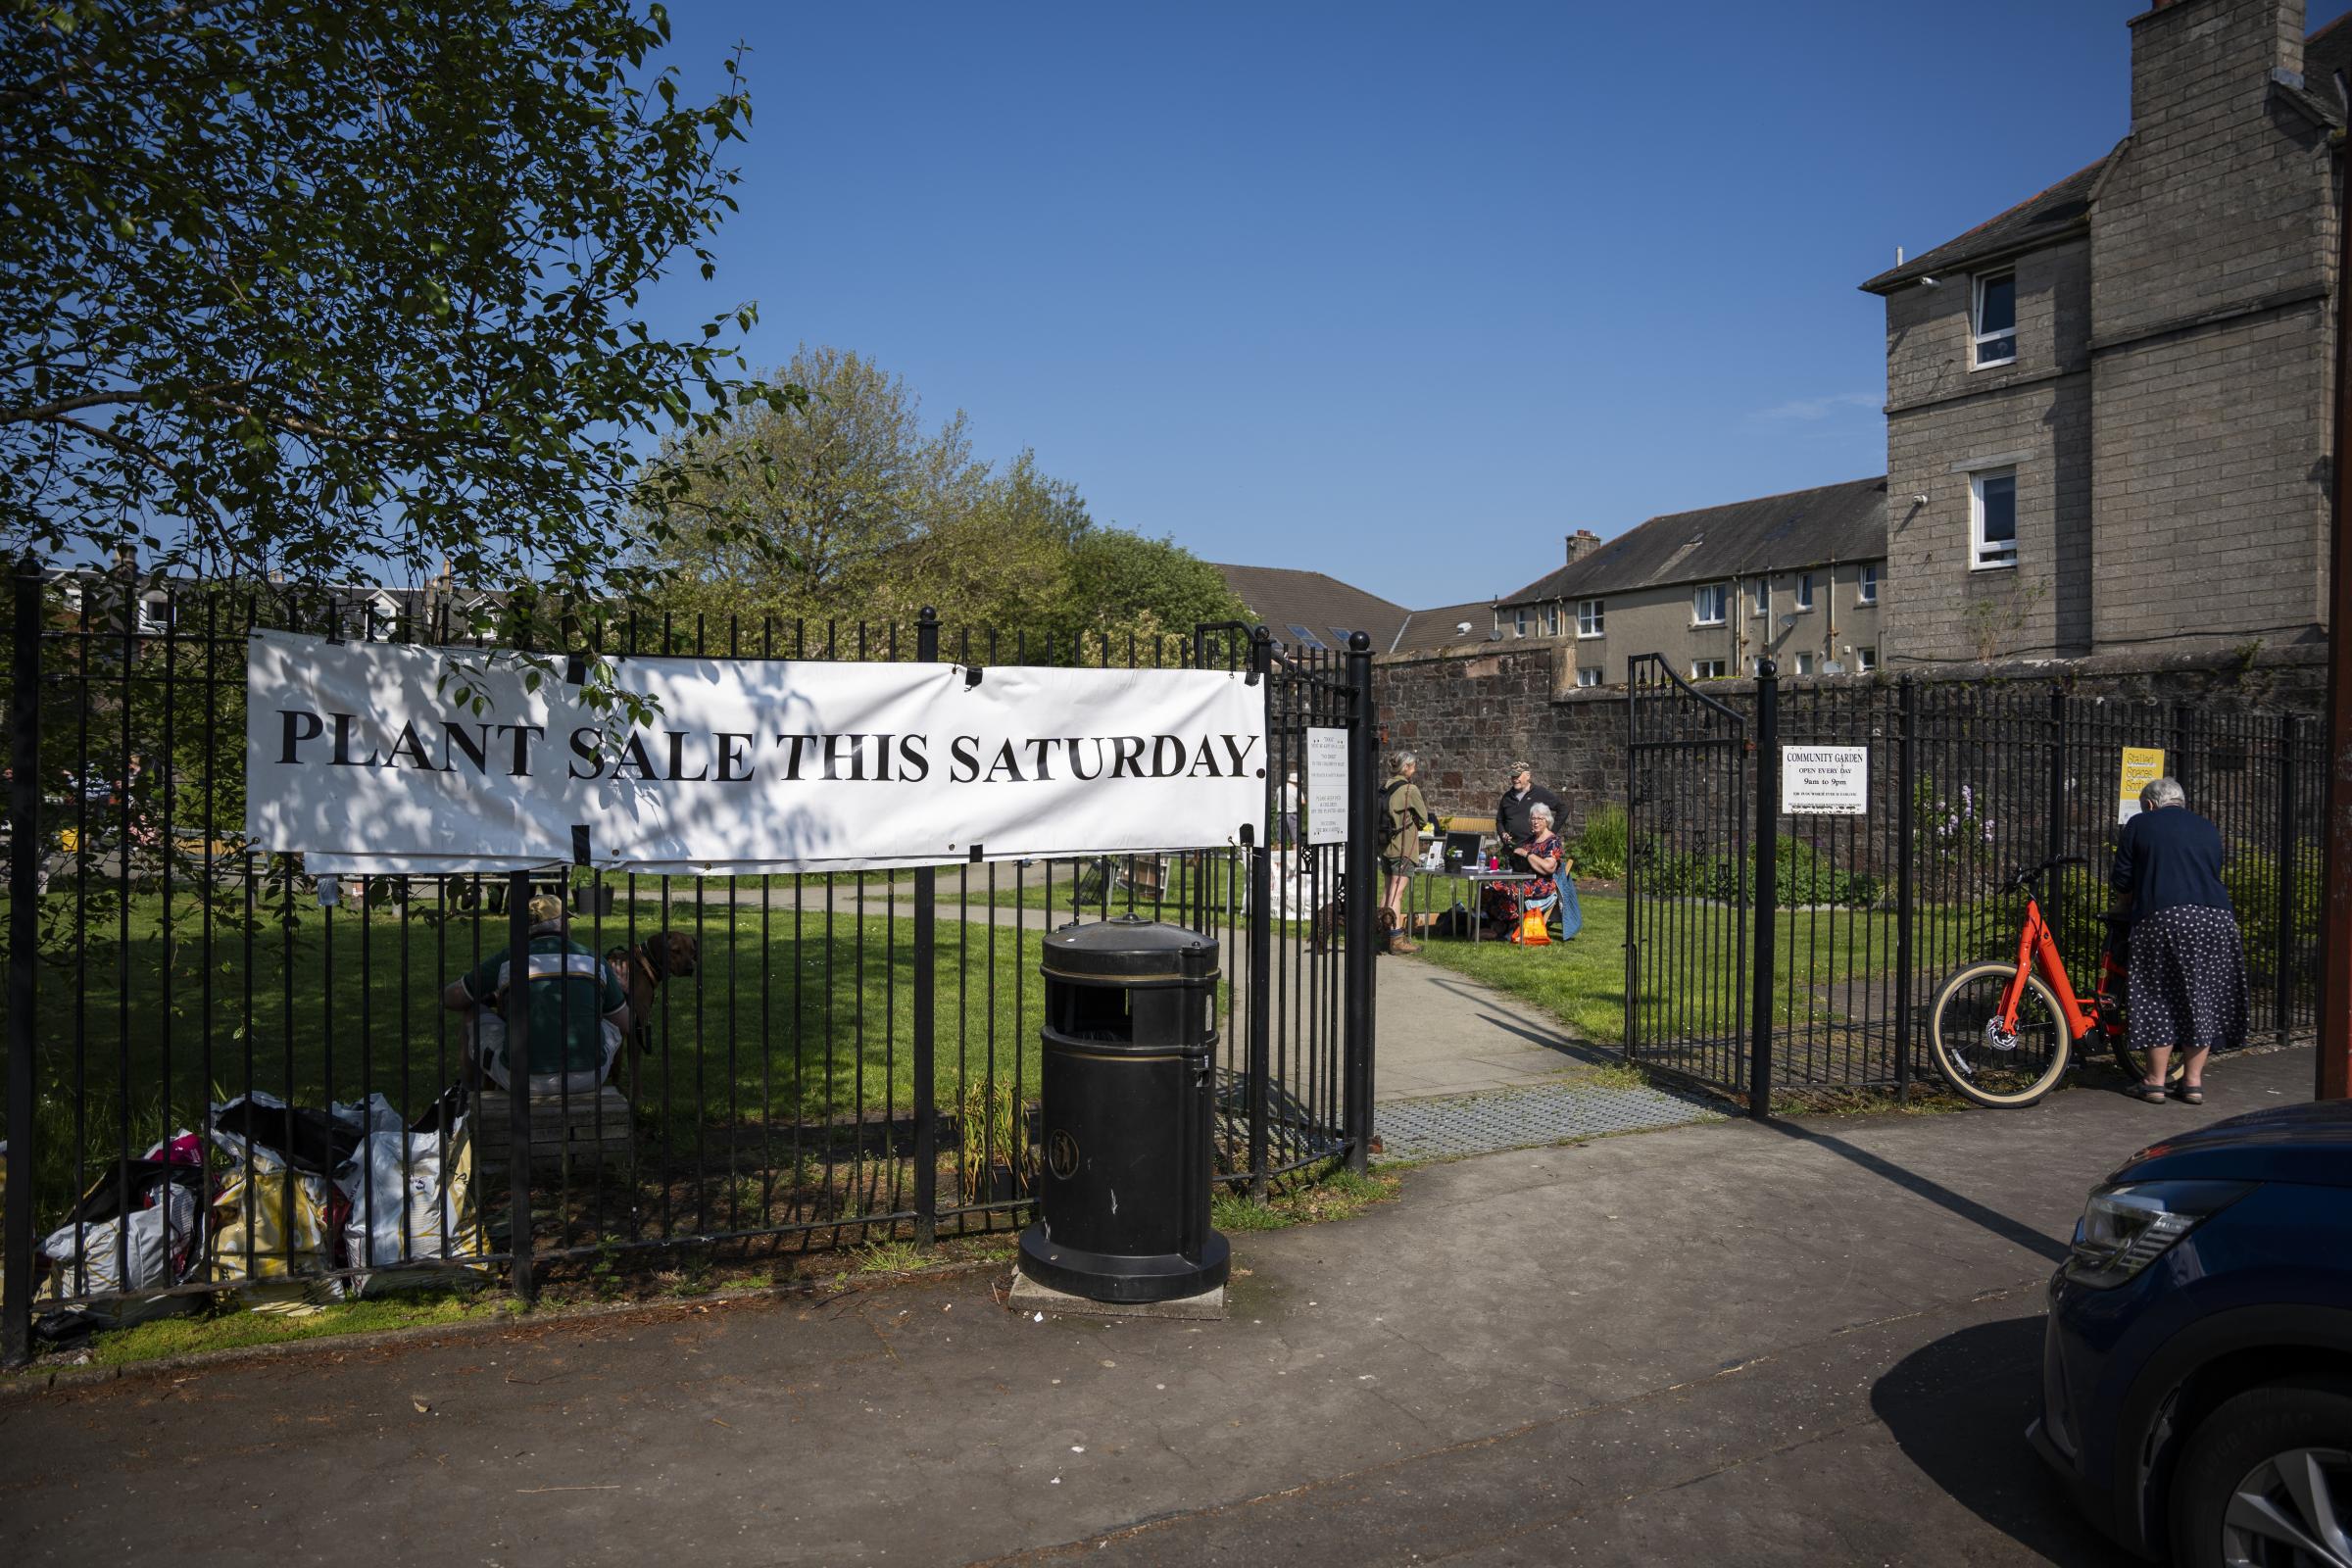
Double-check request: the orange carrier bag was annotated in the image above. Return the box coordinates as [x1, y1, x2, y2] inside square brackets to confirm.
[1517, 908, 1551, 946]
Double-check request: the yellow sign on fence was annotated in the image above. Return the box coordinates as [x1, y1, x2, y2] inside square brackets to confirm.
[2117, 747, 2166, 825]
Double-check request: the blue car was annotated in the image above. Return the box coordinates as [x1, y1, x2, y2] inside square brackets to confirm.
[2032, 1098, 2352, 1564]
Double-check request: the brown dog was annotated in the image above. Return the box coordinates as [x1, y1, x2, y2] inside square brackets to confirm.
[604, 932, 701, 1099]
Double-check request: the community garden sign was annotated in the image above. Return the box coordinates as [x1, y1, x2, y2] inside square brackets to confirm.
[246, 630, 1266, 874]
[1779, 745, 1869, 816]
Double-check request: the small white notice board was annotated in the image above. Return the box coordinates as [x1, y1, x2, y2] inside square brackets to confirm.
[1781, 745, 1869, 816]
[1304, 728, 1348, 845]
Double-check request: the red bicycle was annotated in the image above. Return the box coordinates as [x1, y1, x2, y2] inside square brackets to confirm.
[1926, 856, 2176, 1108]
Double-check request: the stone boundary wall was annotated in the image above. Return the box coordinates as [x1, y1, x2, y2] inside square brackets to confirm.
[1372, 639, 2327, 836]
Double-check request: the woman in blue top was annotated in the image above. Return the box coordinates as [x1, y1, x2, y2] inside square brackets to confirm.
[2109, 776, 2247, 1105]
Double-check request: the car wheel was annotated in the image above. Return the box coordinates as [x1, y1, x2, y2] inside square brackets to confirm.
[2170, 1379, 2352, 1568]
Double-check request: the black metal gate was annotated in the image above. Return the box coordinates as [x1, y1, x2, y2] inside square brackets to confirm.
[0, 566, 1378, 1362]
[1624, 654, 1750, 1096]
[1626, 656, 2322, 1113]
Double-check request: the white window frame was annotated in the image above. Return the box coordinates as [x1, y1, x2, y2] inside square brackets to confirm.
[1794, 571, 1815, 612]
[1793, 652, 1814, 675]
[1750, 578, 1770, 616]
[1575, 665, 1602, 688]
[366, 591, 401, 642]
[1576, 599, 1603, 638]
[1540, 603, 1559, 637]
[1513, 607, 1529, 637]
[1856, 647, 1879, 673]
[1970, 468, 2020, 570]
[1690, 658, 1727, 681]
[136, 594, 172, 635]
[1857, 564, 1879, 605]
[1973, 272, 2018, 368]
[1690, 583, 1727, 627]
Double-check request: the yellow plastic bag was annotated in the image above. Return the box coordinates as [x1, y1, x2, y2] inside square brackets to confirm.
[1517, 909, 1551, 946]
[210, 1167, 337, 1301]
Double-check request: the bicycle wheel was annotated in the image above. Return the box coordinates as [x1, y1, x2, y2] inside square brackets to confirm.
[1927, 960, 2074, 1108]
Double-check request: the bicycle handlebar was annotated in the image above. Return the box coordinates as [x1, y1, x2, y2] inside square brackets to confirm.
[2002, 854, 2088, 893]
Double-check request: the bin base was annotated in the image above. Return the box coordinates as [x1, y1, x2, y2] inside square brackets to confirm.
[1016, 1223, 1230, 1304]
[1008, 1270, 1226, 1321]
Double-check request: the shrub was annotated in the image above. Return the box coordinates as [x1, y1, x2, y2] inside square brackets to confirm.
[1628, 833, 1883, 907]
[2220, 843, 2323, 976]
[1573, 806, 1629, 880]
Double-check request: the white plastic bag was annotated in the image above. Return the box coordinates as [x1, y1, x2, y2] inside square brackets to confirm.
[336, 1111, 486, 1297]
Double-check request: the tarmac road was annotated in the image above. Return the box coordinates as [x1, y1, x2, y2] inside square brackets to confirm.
[0, 1045, 2313, 1566]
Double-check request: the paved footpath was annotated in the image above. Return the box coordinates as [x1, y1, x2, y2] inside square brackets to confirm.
[0, 1047, 2314, 1566]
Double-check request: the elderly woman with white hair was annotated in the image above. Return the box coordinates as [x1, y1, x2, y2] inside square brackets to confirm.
[2110, 775, 2247, 1105]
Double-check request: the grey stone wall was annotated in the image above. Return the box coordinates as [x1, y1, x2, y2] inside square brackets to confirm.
[1373, 639, 2326, 834]
[2085, 0, 2334, 653]
[1881, 239, 2095, 665]
[2089, 299, 2331, 648]
[1873, 0, 2335, 664]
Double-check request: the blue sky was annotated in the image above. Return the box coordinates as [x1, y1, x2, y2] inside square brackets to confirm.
[648, 1, 2352, 610]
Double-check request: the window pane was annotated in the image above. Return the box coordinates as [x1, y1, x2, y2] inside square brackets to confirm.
[1286, 623, 1327, 649]
[1978, 274, 2015, 336]
[1980, 474, 2017, 544]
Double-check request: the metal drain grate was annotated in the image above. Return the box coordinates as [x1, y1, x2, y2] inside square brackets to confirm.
[1375, 1079, 1723, 1161]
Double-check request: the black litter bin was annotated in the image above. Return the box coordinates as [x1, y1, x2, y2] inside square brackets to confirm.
[1017, 916, 1230, 1303]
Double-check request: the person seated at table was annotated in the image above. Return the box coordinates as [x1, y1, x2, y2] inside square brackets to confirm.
[1508, 804, 1565, 943]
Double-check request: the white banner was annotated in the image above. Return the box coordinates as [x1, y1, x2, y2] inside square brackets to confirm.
[245, 631, 1265, 874]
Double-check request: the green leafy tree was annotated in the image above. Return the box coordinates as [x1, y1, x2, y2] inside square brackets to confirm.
[652, 350, 1246, 660]
[882, 451, 1089, 640]
[2, 0, 790, 627]
[1046, 526, 1248, 660]
[657, 347, 977, 628]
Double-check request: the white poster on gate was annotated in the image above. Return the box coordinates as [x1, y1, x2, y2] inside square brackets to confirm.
[1304, 728, 1348, 846]
[245, 631, 1265, 873]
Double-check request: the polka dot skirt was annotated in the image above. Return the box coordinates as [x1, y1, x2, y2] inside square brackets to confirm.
[2127, 904, 2249, 1054]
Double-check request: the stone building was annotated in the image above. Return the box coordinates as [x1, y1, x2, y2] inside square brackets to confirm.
[1860, 0, 2344, 666]
[1489, 476, 1888, 687]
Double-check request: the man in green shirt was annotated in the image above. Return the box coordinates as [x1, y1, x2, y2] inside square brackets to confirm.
[442, 894, 631, 1093]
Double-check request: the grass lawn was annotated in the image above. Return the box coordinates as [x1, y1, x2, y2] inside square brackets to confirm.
[15, 881, 1078, 1211]
[1409, 890, 1962, 1047]
[877, 853, 1335, 937]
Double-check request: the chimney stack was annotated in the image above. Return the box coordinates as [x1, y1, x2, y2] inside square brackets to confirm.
[2130, 0, 2302, 139]
[1563, 528, 1602, 567]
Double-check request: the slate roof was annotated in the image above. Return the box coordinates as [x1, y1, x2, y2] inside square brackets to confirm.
[1211, 564, 1411, 653]
[1859, 159, 2110, 294]
[1389, 600, 1499, 656]
[1863, 13, 2352, 295]
[1497, 476, 1888, 608]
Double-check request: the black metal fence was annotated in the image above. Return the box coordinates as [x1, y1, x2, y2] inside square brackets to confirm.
[1627, 656, 2323, 1104]
[1, 569, 1378, 1360]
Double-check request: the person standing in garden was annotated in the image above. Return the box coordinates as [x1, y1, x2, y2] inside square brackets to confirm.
[1495, 762, 1565, 858]
[1380, 753, 1429, 955]
[2111, 777, 2247, 1105]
